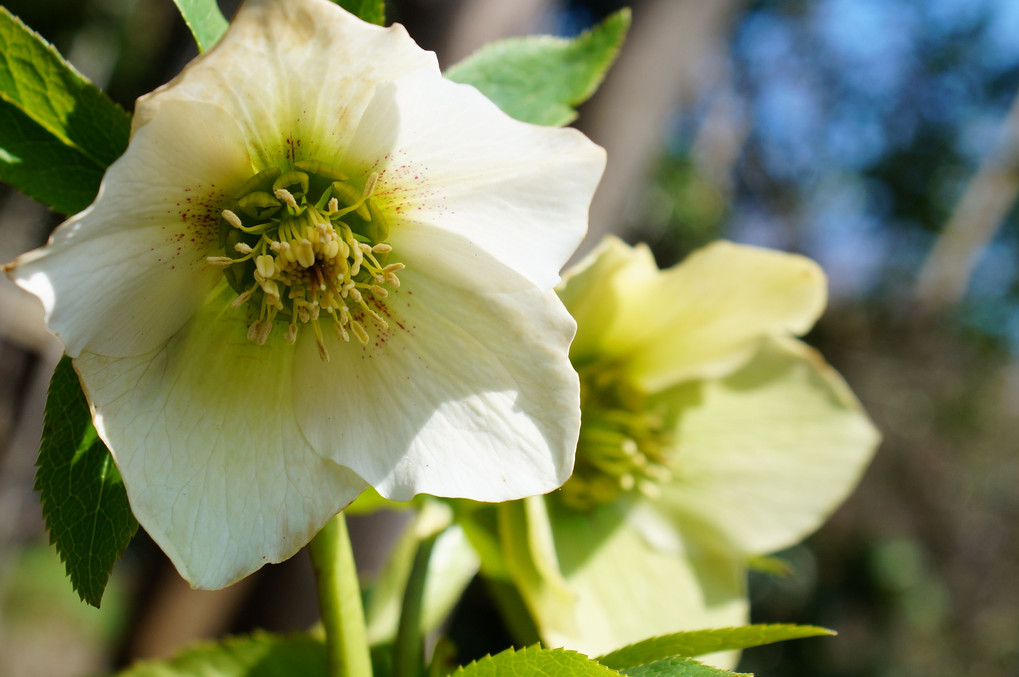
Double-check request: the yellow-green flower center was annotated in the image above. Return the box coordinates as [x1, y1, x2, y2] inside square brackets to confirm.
[209, 160, 404, 361]
[558, 368, 673, 510]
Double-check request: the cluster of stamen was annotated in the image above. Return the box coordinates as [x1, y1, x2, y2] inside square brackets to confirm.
[558, 368, 674, 510]
[208, 160, 404, 361]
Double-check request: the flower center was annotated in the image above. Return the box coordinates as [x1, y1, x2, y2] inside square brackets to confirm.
[557, 368, 673, 510]
[208, 161, 404, 361]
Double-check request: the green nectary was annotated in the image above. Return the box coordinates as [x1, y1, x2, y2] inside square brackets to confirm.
[210, 160, 403, 360]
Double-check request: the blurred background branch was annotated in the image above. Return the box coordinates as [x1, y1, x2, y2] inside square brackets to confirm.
[915, 85, 1019, 313]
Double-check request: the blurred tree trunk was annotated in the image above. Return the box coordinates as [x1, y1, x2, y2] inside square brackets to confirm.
[440, 0, 555, 66]
[576, 0, 745, 258]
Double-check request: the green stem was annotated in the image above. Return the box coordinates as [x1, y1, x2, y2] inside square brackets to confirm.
[309, 512, 373, 677]
[393, 531, 439, 677]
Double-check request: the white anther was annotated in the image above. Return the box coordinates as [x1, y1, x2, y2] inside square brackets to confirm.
[372, 243, 392, 254]
[206, 256, 234, 267]
[350, 288, 363, 303]
[261, 279, 281, 305]
[381, 262, 405, 274]
[327, 197, 339, 213]
[222, 209, 243, 229]
[234, 242, 253, 254]
[247, 321, 261, 342]
[323, 239, 340, 259]
[255, 254, 275, 279]
[285, 323, 298, 344]
[369, 285, 388, 298]
[295, 239, 316, 268]
[274, 188, 299, 209]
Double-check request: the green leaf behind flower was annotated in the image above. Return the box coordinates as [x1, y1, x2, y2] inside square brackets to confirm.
[113, 631, 328, 676]
[597, 625, 836, 671]
[445, 9, 630, 127]
[0, 98, 108, 214]
[331, 0, 386, 26]
[0, 7, 130, 213]
[172, 0, 230, 53]
[621, 657, 750, 677]
[36, 356, 138, 607]
[452, 645, 621, 677]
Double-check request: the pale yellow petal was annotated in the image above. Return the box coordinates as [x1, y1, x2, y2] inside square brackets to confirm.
[655, 336, 880, 556]
[559, 238, 827, 392]
[556, 236, 659, 367]
[541, 498, 747, 664]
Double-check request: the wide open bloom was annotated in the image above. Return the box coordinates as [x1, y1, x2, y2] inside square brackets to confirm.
[469, 237, 879, 661]
[5, 0, 605, 589]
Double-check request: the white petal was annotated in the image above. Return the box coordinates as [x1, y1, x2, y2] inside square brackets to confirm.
[345, 73, 606, 289]
[75, 284, 366, 589]
[6, 99, 252, 357]
[140, 0, 437, 171]
[655, 336, 880, 555]
[541, 498, 748, 663]
[292, 268, 579, 502]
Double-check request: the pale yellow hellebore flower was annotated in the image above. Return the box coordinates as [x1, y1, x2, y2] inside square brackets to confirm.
[4, 0, 605, 589]
[483, 237, 879, 661]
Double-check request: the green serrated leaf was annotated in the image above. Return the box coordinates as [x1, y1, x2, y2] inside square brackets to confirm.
[597, 625, 836, 671]
[622, 656, 750, 677]
[453, 645, 622, 677]
[172, 0, 229, 53]
[0, 7, 129, 164]
[331, 0, 385, 25]
[114, 631, 328, 676]
[0, 7, 129, 213]
[445, 9, 630, 127]
[36, 356, 138, 607]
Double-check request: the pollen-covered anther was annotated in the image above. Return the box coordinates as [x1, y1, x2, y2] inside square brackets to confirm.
[206, 256, 234, 267]
[350, 320, 369, 345]
[222, 209, 243, 229]
[230, 287, 255, 309]
[216, 161, 404, 357]
[274, 188, 299, 209]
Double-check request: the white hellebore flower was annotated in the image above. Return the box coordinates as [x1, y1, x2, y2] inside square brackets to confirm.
[5, 0, 604, 589]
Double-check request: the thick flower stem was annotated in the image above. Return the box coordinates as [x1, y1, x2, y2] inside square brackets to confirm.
[309, 512, 373, 677]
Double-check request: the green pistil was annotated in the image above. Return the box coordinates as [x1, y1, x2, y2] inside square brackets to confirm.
[558, 368, 674, 511]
